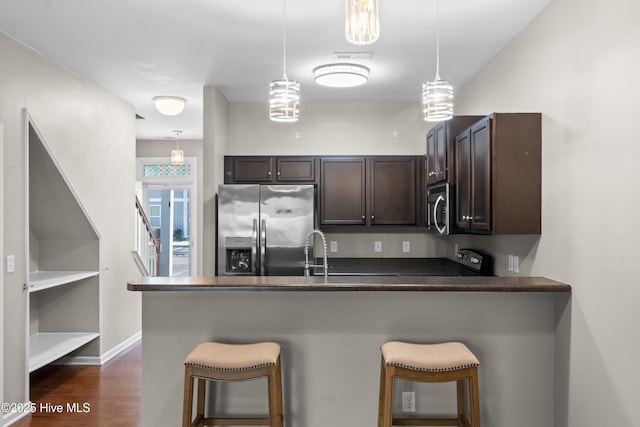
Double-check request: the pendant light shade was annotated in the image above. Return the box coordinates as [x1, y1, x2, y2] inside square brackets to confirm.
[422, 77, 453, 121]
[345, 0, 380, 45]
[422, 0, 453, 122]
[270, 0, 300, 123]
[171, 130, 184, 165]
[270, 78, 300, 122]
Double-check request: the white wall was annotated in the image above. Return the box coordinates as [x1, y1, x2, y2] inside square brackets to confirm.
[1, 32, 141, 406]
[448, 0, 640, 424]
[228, 101, 427, 156]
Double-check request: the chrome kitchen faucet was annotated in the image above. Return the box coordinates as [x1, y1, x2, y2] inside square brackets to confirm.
[304, 229, 328, 277]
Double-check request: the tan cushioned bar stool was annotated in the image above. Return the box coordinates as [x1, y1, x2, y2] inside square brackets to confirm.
[378, 341, 480, 427]
[182, 341, 283, 427]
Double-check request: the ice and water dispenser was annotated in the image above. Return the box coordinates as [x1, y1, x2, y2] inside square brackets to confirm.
[224, 236, 253, 274]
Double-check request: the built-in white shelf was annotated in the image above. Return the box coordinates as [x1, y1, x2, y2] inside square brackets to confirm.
[28, 332, 100, 372]
[28, 271, 99, 293]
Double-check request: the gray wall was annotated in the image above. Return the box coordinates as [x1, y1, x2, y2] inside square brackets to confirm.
[448, 0, 640, 424]
[1, 32, 141, 405]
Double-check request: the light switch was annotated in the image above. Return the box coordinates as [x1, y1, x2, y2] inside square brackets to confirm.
[330, 241, 338, 252]
[402, 241, 411, 253]
[7, 255, 15, 273]
[374, 241, 382, 253]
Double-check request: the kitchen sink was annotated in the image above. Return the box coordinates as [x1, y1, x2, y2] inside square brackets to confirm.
[310, 271, 400, 277]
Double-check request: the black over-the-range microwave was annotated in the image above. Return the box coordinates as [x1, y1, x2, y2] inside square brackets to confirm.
[426, 182, 454, 235]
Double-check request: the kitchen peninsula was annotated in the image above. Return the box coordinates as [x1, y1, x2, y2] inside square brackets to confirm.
[128, 275, 570, 427]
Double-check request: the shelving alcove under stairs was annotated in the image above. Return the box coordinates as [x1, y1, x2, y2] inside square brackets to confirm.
[28, 271, 100, 372]
[26, 111, 101, 373]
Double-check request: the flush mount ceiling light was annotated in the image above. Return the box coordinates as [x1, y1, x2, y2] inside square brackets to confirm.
[313, 63, 370, 88]
[345, 0, 380, 45]
[422, 0, 453, 122]
[270, 0, 300, 123]
[154, 96, 186, 116]
[171, 130, 184, 165]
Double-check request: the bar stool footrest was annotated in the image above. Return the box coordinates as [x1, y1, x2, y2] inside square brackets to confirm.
[392, 417, 466, 426]
[203, 417, 271, 425]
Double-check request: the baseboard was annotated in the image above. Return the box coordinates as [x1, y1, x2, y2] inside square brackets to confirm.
[3, 401, 31, 426]
[57, 331, 142, 366]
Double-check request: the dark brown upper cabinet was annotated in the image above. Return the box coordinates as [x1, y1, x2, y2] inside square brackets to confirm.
[455, 113, 541, 234]
[224, 156, 316, 184]
[319, 157, 366, 225]
[426, 116, 483, 186]
[320, 156, 420, 227]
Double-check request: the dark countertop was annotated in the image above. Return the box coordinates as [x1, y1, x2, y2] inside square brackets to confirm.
[314, 257, 469, 276]
[127, 274, 571, 293]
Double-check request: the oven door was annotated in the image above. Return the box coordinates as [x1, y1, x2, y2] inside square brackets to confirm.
[427, 183, 451, 235]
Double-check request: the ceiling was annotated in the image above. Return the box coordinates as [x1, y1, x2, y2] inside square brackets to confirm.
[0, 0, 551, 140]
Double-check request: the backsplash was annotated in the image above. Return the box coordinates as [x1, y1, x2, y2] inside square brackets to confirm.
[318, 233, 447, 258]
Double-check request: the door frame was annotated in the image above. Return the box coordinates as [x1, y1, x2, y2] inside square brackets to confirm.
[136, 157, 198, 276]
[0, 123, 4, 407]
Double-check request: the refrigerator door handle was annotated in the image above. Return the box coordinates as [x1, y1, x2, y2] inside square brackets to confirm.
[251, 218, 258, 275]
[260, 219, 267, 276]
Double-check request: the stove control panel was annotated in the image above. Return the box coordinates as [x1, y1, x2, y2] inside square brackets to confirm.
[455, 249, 493, 275]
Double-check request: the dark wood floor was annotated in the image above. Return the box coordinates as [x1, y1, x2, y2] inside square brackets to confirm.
[13, 340, 142, 427]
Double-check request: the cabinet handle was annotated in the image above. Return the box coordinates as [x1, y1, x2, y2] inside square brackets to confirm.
[277, 171, 280, 176]
[268, 171, 272, 176]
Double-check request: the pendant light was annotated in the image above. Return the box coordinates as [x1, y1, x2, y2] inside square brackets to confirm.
[171, 130, 184, 165]
[270, 0, 299, 122]
[422, 0, 453, 122]
[345, 0, 380, 45]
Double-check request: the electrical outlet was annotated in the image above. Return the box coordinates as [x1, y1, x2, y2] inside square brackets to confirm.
[374, 241, 382, 253]
[508, 255, 520, 273]
[402, 391, 415, 412]
[6, 255, 15, 273]
[330, 241, 338, 253]
[402, 241, 411, 253]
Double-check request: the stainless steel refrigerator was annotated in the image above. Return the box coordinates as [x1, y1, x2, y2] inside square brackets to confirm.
[216, 184, 315, 276]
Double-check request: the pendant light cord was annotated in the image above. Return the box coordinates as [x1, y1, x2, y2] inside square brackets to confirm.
[174, 130, 181, 149]
[282, 0, 288, 80]
[435, 0, 441, 79]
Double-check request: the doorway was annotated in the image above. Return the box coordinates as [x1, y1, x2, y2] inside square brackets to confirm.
[136, 157, 197, 277]
[147, 188, 191, 276]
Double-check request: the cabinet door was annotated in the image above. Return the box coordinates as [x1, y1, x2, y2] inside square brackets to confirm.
[369, 157, 417, 225]
[226, 157, 273, 183]
[455, 131, 472, 229]
[426, 129, 437, 185]
[470, 119, 491, 232]
[426, 123, 447, 185]
[320, 158, 366, 225]
[275, 157, 316, 182]
[435, 124, 447, 182]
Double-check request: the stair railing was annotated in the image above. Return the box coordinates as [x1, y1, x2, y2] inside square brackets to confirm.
[134, 196, 161, 276]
